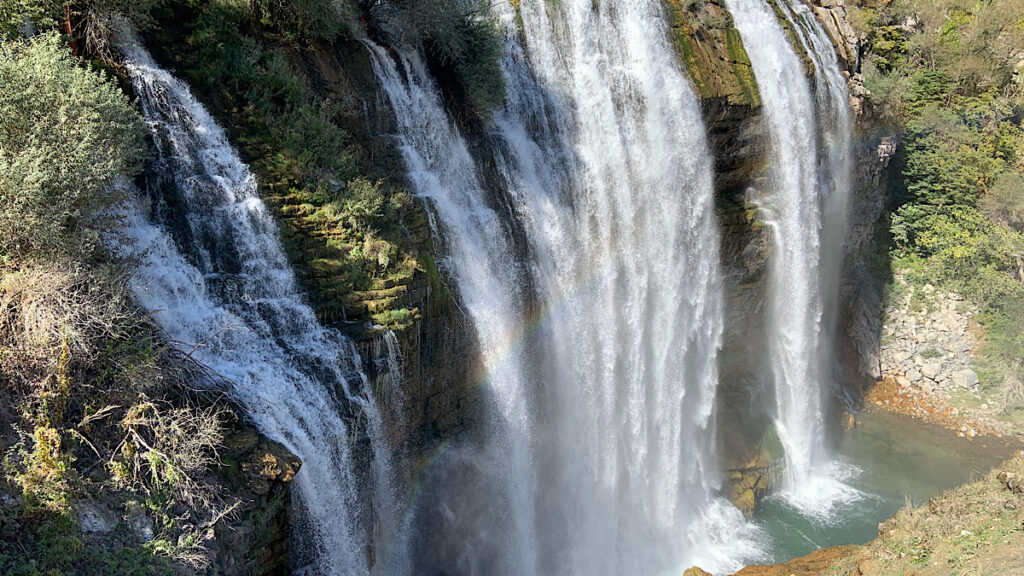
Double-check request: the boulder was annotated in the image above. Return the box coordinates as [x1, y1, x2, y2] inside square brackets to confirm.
[76, 500, 117, 534]
[998, 471, 1024, 494]
[952, 369, 979, 389]
[734, 488, 756, 513]
[921, 361, 942, 380]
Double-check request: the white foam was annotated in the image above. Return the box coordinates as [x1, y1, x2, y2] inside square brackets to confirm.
[771, 460, 868, 523]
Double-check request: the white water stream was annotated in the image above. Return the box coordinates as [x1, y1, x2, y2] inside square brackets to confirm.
[725, 0, 857, 515]
[117, 36, 406, 576]
[368, 0, 772, 573]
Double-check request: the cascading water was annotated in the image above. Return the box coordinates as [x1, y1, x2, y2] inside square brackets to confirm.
[116, 34, 406, 576]
[365, 39, 541, 576]
[368, 0, 764, 572]
[778, 0, 854, 387]
[725, 0, 855, 511]
[504, 0, 762, 573]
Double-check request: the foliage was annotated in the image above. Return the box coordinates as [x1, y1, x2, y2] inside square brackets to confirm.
[1, 0, 168, 58]
[0, 33, 146, 263]
[1, 261, 236, 573]
[852, 0, 1024, 411]
[0, 0, 62, 37]
[373, 0, 506, 115]
[249, 0, 354, 41]
[0, 508, 176, 575]
[158, 0, 422, 327]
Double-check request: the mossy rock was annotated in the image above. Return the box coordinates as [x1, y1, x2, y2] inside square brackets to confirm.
[664, 0, 761, 107]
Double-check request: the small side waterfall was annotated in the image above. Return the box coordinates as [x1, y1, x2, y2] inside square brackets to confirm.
[117, 36, 405, 575]
[725, 0, 855, 510]
[366, 40, 542, 575]
[779, 0, 854, 389]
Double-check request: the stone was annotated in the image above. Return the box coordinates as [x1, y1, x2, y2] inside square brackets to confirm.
[997, 471, 1024, 494]
[906, 369, 922, 382]
[129, 511, 155, 542]
[841, 411, 856, 430]
[77, 500, 118, 534]
[952, 369, 979, 389]
[734, 488, 756, 513]
[18, 15, 38, 38]
[921, 362, 942, 380]
[683, 568, 713, 576]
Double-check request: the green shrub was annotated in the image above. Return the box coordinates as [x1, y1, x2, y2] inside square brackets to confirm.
[250, 0, 353, 41]
[385, 0, 506, 114]
[0, 33, 146, 263]
[0, 0, 61, 38]
[860, 0, 1024, 415]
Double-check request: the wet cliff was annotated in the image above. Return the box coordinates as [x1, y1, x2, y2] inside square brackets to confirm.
[138, 0, 893, 553]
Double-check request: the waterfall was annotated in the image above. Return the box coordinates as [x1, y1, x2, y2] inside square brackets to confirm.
[368, 0, 765, 572]
[725, 0, 855, 511]
[116, 35, 405, 575]
[779, 0, 854, 387]
[506, 0, 759, 572]
[366, 40, 542, 575]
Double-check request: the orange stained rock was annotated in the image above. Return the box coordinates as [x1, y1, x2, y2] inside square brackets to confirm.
[728, 545, 859, 576]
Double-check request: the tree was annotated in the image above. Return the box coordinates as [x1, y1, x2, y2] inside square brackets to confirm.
[0, 33, 146, 262]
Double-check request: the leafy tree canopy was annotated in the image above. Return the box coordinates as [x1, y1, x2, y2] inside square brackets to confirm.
[0, 33, 146, 262]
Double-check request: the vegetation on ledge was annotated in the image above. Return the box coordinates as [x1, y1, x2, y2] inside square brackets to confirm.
[144, 0, 427, 330]
[0, 31, 285, 575]
[851, 0, 1024, 424]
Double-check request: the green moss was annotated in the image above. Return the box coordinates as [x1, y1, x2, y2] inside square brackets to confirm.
[663, 0, 761, 107]
[371, 307, 419, 331]
[725, 28, 761, 107]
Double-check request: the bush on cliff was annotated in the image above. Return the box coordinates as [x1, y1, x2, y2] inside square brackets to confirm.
[0, 33, 145, 263]
[373, 0, 506, 115]
[852, 0, 1024, 417]
[0, 32, 246, 574]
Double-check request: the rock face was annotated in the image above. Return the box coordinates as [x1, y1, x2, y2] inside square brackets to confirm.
[359, 284, 482, 461]
[809, 0, 861, 71]
[877, 279, 979, 391]
[666, 0, 766, 197]
[212, 427, 302, 576]
[666, 0, 761, 108]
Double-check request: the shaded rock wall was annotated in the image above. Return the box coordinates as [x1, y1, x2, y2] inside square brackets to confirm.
[213, 427, 302, 576]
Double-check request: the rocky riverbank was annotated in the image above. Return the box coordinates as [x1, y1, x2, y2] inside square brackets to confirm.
[865, 275, 1020, 438]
